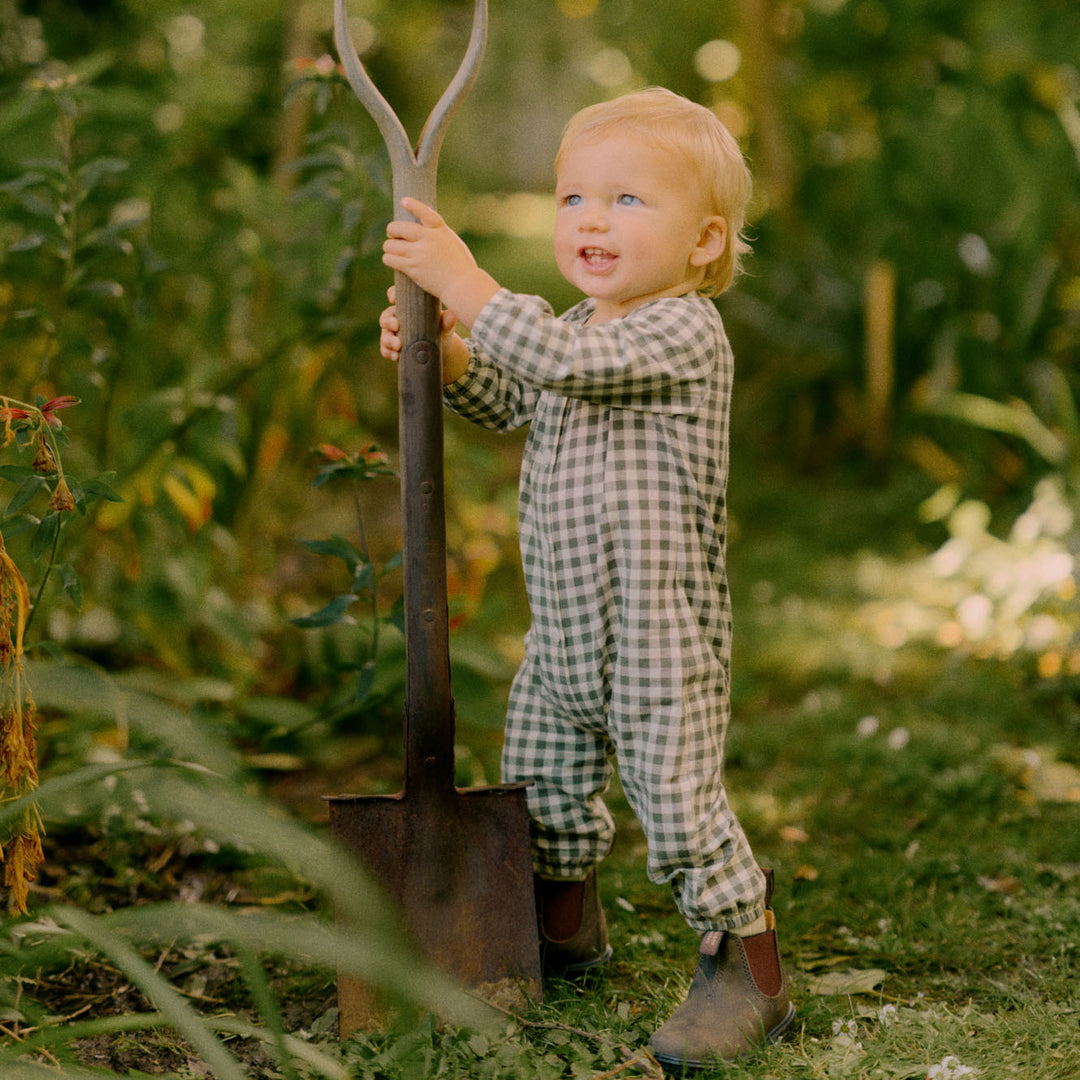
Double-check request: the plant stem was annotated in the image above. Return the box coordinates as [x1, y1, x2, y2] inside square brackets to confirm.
[38, 98, 78, 384]
[1, 399, 74, 642]
[352, 482, 379, 660]
[23, 511, 62, 642]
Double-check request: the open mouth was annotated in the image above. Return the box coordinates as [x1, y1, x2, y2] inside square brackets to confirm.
[580, 247, 617, 271]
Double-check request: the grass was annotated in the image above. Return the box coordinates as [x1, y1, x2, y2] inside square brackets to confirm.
[4, 461, 1079, 1078]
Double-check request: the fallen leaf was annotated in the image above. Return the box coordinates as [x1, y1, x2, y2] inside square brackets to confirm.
[977, 874, 1023, 895]
[806, 967, 888, 996]
[795, 864, 820, 881]
[798, 952, 863, 972]
[781, 825, 810, 843]
[1029, 760, 1080, 803]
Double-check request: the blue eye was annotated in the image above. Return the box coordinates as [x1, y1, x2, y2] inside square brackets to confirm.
[617, 194, 642, 206]
[564, 194, 583, 206]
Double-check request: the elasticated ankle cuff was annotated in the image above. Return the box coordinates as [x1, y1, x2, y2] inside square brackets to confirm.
[741, 929, 783, 997]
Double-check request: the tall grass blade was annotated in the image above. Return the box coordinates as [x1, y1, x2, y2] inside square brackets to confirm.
[0, 1009, 350, 1080]
[99, 902, 494, 1028]
[0, 760, 156, 831]
[24, 661, 240, 778]
[235, 942, 301, 1080]
[4, 1065, 135, 1080]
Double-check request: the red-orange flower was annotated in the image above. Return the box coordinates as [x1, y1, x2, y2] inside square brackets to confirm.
[39, 395, 79, 429]
[293, 54, 342, 77]
[361, 445, 390, 467]
[0, 396, 78, 430]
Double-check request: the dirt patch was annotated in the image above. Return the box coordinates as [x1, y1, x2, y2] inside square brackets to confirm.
[12, 827, 340, 1077]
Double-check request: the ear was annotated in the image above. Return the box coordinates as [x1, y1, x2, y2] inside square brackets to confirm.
[690, 216, 727, 267]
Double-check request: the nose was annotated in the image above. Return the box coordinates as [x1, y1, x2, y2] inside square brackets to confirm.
[578, 202, 609, 232]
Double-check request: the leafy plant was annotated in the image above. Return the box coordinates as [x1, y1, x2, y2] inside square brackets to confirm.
[0, 395, 120, 635]
[0, 394, 119, 913]
[292, 443, 404, 729]
[1, 46, 395, 681]
[847, 474, 1079, 678]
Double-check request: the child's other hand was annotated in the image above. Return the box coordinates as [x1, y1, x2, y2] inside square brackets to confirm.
[378, 287, 468, 383]
[378, 289, 404, 362]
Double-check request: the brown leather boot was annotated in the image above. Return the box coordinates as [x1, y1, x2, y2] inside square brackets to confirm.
[534, 868, 612, 976]
[648, 871, 795, 1069]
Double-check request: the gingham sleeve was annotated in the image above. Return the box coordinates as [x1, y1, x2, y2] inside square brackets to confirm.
[442, 336, 540, 432]
[470, 288, 720, 414]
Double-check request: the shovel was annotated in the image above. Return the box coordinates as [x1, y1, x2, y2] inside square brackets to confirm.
[326, 0, 541, 1034]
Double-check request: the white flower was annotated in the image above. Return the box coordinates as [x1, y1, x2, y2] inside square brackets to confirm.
[927, 1055, 977, 1079]
[856, 715, 880, 738]
[887, 726, 911, 750]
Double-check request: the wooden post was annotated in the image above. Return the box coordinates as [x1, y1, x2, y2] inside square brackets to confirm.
[864, 259, 896, 462]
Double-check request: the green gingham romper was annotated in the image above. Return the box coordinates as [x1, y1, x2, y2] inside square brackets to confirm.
[444, 288, 765, 931]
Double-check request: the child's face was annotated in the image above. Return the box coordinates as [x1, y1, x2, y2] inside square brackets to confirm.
[553, 133, 726, 324]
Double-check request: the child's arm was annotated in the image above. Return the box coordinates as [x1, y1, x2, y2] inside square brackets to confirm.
[470, 290, 726, 414]
[378, 285, 539, 431]
[382, 198, 501, 331]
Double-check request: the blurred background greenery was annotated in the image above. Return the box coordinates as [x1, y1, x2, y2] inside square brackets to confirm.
[1, 0, 1078, 818]
[2, 0, 1071, 708]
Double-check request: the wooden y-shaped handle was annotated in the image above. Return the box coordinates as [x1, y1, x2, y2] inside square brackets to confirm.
[334, 0, 487, 219]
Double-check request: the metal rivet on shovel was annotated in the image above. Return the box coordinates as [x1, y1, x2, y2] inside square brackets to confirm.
[326, 0, 541, 1034]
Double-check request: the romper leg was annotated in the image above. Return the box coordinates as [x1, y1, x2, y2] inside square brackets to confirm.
[614, 673, 765, 931]
[502, 653, 616, 880]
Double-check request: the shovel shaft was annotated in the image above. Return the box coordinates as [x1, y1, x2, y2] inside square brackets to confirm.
[398, 297, 454, 787]
[391, 142, 452, 792]
[334, 0, 488, 792]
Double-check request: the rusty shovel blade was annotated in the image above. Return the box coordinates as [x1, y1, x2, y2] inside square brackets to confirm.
[328, 0, 541, 1033]
[327, 773, 540, 1030]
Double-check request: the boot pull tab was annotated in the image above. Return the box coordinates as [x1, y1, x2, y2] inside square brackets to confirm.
[700, 930, 724, 957]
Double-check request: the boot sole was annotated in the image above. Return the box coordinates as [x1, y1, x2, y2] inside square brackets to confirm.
[652, 1002, 797, 1073]
[547, 942, 614, 979]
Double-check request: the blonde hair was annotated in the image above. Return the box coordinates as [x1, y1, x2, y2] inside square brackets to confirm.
[555, 87, 752, 296]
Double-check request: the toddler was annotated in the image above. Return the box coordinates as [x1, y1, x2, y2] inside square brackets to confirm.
[380, 86, 794, 1068]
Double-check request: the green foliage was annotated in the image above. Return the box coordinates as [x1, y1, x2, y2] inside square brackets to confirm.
[0, 660, 492, 1078]
[291, 443, 405, 727]
[1, 28, 395, 682]
[0, 396, 121, 637]
[725, 0, 1080, 475]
